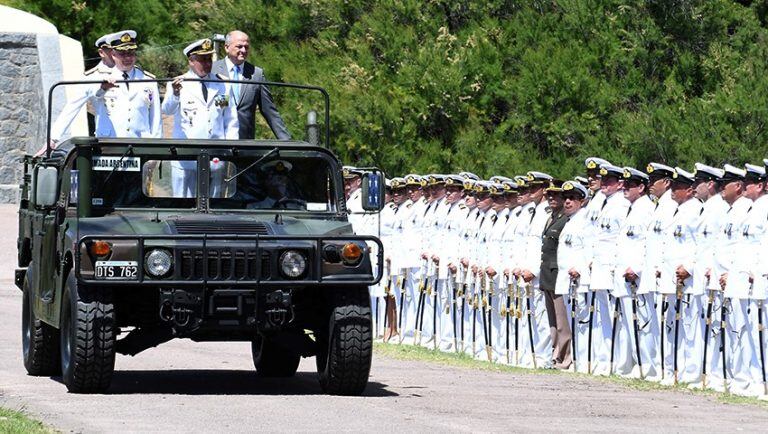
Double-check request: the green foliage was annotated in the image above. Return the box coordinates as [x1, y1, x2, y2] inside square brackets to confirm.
[8, 0, 768, 178]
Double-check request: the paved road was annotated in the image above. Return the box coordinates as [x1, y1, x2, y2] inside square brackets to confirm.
[0, 204, 766, 432]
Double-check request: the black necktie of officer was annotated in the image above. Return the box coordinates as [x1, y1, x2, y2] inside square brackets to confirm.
[122, 72, 129, 90]
[201, 82, 208, 102]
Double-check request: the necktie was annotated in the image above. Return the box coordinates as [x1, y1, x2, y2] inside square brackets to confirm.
[232, 65, 241, 102]
[201, 81, 208, 102]
[122, 72, 129, 90]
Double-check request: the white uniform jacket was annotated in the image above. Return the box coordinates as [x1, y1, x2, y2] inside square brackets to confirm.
[638, 190, 678, 294]
[712, 196, 753, 295]
[90, 67, 161, 138]
[731, 195, 768, 299]
[555, 208, 591, 295]
[51, 61, 113, 141]
[693, 194, 728, 293]
[162, 71, 238, 140]
[590, 191, 631, 290]
[520, 200, 552, 286]
[658, 198, 703, 295]
[613, 195, 655, 297]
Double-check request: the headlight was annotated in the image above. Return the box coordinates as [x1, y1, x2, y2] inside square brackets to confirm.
[145, 249, 173, 277]
[280, 250, 306, 278]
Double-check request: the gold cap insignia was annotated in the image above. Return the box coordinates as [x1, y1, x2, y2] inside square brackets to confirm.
[202, 39, 213, 51]
[586, 161, 597, 169]
[526, 174, 534, 181]
[120, 33, 131, 43]
[446, 179, 453, 185]
[623, 169, 630, 178]
[646, 164, 654, 173]
[563, 182, 574, 191]
[599, 168, 607, 176]
[463, 180, 472, 189]
[672, 171, 678, 179]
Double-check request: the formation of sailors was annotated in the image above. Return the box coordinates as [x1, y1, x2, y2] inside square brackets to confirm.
[344, 158, 768, 398]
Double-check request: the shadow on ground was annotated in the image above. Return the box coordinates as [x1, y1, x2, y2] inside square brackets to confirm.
[52, 370, 398, 397]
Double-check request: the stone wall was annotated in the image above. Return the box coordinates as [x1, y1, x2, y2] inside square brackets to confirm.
[0, 32, 46, 203]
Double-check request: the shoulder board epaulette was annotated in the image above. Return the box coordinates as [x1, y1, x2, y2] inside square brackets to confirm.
[491, 215, 498, 222]
[406, 203, 413, 208]
[459, 204, 467, 209]
[528, 207, 535, 214]
[388, 202, 397, 209]
[139, 68, 156, 79]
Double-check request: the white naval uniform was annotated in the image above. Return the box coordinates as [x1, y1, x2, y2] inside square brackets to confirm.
[458, 207, 486, 356]
[374, 201, 398, 337]
[555, 208, 591, 372]
[611, 194, 655, 377]
[50, 61, 113, 142]
[658, 198, 703, 384]
[91, 67, 162, 139]
[708, 196, 753, 391]
[727, 194, 768, 396]
[440, 201, 472, 351]
[587, 191, 630, 375]
[400, 197, 428, 344]
[417, 198, 448, 348]
[474, 208, 499, 361]
[162, 71, 238, 197]
[518, 200, 552, 368]
[636, 190, 678, 380]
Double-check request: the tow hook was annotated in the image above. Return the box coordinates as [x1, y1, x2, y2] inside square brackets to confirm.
[264, 290, 294, 329]
[159, 290, 201, 329]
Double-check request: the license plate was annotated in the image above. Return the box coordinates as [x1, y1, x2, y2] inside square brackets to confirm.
[95, 261, 139, 280]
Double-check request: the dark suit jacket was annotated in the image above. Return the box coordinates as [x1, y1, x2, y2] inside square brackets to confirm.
[539, 212, 569, 292]
[212, 59, 291, 140]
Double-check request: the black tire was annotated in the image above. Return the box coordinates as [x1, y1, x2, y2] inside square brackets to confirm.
[60, 276, 116, 393]
[316, 287, 372, 396]
[251, 335, 300, 377]
[22, 275, 60, 376]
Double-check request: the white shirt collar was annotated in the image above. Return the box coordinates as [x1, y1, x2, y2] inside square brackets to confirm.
[225, 57, 243, 74]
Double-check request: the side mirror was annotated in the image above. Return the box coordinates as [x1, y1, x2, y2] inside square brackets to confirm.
[361, 170, 385, 212]
[34, 166, 59, 208]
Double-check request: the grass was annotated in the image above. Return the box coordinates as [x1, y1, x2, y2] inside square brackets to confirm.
[373, 342, 768, 409]
[0, 407, 51, 434]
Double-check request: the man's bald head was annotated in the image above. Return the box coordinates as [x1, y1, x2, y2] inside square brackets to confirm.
[224, 30, 250, 65]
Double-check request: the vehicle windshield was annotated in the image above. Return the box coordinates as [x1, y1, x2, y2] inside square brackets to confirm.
[88, 153, 338, 212]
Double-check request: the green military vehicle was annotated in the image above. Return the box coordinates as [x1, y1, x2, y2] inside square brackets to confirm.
[17, 79, 384, 395]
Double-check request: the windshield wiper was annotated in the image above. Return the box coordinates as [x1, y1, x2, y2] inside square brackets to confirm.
[97, 145, 133, 195]
[224, 147, 279, 183]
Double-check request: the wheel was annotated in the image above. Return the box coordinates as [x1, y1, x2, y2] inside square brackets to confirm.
[60, 274, 116, 393]
[22, 275, 60, 376]
[251, 335, 300, 377]
[316, 287, 372, 395]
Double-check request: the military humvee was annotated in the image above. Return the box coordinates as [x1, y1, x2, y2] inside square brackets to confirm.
[17, 79, 384, 395]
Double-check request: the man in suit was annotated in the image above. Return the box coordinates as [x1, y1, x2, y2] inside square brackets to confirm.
[212, 30, 291, 140]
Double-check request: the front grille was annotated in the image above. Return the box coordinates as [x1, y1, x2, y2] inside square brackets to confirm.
[179, 248, 270, 281]
[173, 221, 270, 235]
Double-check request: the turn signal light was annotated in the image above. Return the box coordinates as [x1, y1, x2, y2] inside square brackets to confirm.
[341, 242, 363, 264]
[89, 240, 111, 257]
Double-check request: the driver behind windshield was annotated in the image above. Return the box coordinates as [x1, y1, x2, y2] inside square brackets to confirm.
[246, 159, 301, 209]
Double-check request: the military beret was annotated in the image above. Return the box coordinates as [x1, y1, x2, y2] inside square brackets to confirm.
[694, 163, 724, 182]
[599, 164, 623, 179]
[623, 167, 649, 184]
[184, 38, 215, 57]
[672, 167, 696, 185]
[573, 176, 589, 187]
[585, 157, 611, 170]
[721, 164, 746, 182]
[646, 162, 675, 179]
[745, 163, 766, 182]
[444, 174, 464, 187]
[459, 171, 480, 181]
[389, 177, 406, 190]
[562, 180, 588, 198]
[109, 30, 138, 51]
[526, 171, 553, 186]
[95, 32, 114, 49]
[404, 174, 424, 187]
